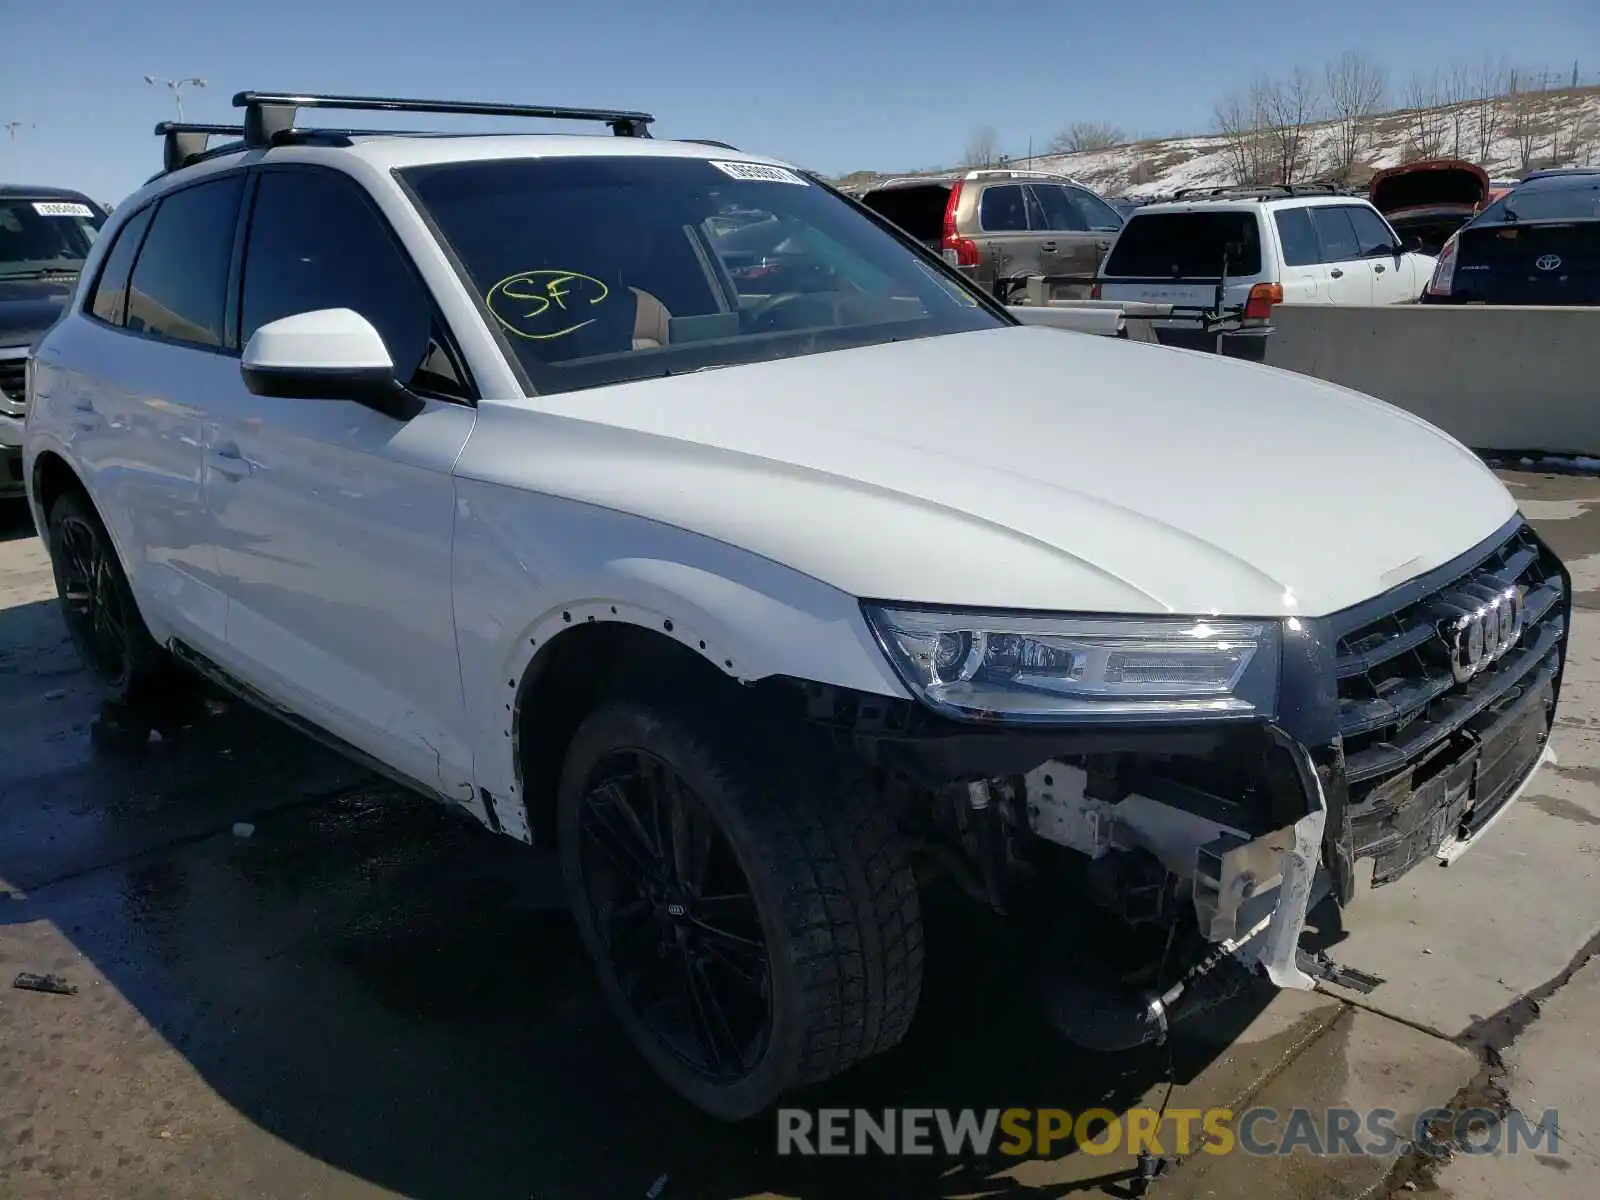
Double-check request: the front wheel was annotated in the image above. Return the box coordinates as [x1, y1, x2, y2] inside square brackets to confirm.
[557, 698, 923, 1120]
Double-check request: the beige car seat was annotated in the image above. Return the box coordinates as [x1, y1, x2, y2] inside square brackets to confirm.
[630, 287, 672, 349]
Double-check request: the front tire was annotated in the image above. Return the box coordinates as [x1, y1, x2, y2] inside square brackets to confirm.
[46, 490, 168, 702]
[557, 698, 923, 1120]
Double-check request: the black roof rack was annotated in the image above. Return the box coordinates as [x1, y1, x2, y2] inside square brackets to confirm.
[232, 90, 655, 146]
[155, 122, 247, 173]
[1171, 182, 1353, 200]
[681, 138, 740, 150]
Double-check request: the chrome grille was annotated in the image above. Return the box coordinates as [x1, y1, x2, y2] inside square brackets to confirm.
[1335, 523, 1565, 882]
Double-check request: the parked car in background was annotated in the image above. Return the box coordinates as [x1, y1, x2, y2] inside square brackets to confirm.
[1368, 158, 1489, 256]
[1096, 184, 1438, 359]
[855, 168, 1124, 297]
[1, 184, 107, 498]
[1425, 167, 1599, 305]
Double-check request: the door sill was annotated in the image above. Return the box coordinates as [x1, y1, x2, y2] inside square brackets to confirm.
[167, 638, 457, 809]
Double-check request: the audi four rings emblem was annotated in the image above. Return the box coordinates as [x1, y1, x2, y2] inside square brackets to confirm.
[1536, 254, 1562, 272]
[1440, 585, 1525, 683]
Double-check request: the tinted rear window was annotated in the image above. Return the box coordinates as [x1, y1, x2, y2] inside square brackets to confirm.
[402, 156, 1000, 396]
[1103, 211, 1262, 277]
[1477, 179, 1600, 225]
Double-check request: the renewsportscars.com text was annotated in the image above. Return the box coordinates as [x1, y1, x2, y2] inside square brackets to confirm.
[776, 1106, 1559, 1159]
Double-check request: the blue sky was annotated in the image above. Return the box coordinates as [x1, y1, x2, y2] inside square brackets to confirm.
[3, 0, 1596, 204]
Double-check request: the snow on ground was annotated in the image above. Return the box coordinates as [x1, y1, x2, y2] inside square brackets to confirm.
[951, 88, 1600, 199]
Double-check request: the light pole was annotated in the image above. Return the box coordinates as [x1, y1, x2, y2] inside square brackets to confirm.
[143, 76, 207, 122]
[3, 120, 34, 142]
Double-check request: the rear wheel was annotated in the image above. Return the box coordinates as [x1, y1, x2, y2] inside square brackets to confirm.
[46, 490, 168, 702]
[557, 698, 923, 1120]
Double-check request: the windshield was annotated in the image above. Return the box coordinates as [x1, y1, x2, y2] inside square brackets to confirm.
[0, 197, 104, 279]
[400, 156, 1002, 395]
[1476, 179, 1600, 225]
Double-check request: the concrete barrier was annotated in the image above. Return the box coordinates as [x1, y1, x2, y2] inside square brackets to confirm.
[1265, 304, 1600, 455]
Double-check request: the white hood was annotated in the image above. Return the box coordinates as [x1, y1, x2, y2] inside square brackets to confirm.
[475, 325, 1516, 618]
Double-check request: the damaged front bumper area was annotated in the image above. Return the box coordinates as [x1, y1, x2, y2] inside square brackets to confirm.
[805, 516, 1570, 1048]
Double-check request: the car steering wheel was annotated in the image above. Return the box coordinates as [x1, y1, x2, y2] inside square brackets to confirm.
[744, 291, 849, 335]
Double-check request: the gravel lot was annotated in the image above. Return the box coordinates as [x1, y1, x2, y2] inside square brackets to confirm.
[2, 473, 1596, 1200]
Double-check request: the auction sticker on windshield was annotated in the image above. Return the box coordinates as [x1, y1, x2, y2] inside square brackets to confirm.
[33, 202, 95, 217]
[709, 161, 808, 186]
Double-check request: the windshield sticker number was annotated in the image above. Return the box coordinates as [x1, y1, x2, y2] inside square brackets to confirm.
[33, 201, 96, 218]
[486, 270, 610, 340]
[709, 161, 808, 186]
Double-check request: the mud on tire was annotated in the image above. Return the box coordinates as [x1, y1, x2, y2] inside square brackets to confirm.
[557, 696, 923, 1121]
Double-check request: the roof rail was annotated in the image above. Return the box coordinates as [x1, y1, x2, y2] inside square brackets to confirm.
[1171, 182, 1353, 200]
[155, 122, 247, 173]
[232, 91, 655, 147]
[680, 138, 740, 150]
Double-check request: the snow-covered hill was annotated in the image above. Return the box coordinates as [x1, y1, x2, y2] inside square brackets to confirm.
[868, 87, 1600, 199]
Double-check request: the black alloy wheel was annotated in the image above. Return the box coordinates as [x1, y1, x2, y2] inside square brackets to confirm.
[574, 748, 772, 1083]
[46, 490, 166, 702]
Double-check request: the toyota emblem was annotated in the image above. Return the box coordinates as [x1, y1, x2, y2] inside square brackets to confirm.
[1536, 254, 1562, 272]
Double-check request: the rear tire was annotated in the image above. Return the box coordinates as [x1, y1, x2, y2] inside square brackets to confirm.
[46, 490, 169, 703]
[557, 697, 923, 1120]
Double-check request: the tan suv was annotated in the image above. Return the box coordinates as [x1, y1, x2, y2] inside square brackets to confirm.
[856, 169, 1124, 297]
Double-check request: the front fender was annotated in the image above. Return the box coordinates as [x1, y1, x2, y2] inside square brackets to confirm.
[452, 478, 908, 831]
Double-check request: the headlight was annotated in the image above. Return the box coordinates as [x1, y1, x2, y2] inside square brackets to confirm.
[863, 605, 1280, 724]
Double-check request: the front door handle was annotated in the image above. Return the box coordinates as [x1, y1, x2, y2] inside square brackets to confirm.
[1373, 263, 1387, 273]
[1040, 241, 1058, 253]
[1330, 268, 1344, 278]
[210, 443, 252, 480]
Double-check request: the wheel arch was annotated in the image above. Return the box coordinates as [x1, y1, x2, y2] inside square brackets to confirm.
[511, 615, 748, 847]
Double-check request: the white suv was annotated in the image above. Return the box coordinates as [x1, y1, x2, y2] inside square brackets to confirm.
[23, 92, 1568, 1120]
[1097, 185, 1439, 358]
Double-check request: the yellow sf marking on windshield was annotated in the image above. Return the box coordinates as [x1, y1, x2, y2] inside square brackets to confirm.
[486, 269, 611, 340]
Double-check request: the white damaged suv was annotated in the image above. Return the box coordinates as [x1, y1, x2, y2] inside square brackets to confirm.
[24, 92, 1570, 1120]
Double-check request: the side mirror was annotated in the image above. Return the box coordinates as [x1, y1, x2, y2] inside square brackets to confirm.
[241, 308, 421, 419]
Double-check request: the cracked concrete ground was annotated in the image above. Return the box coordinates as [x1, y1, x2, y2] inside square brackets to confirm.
[1, 473, 1597, 1199]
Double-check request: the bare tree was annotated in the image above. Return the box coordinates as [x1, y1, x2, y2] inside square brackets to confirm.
[963, 125, 1001, 170]
[1503, 73, 1548, 171]
[1553, 111, 1600, 167]
[1050, 121, 1126, 154]
[1258, 68, 1322, 183]
[1469, 55, 1511, 162]
[1439, 61, 1475, 158]
[1213, 87, 1273, 185]
[1401, 70, 1448, 159]
[1324, 51, 1388, 181]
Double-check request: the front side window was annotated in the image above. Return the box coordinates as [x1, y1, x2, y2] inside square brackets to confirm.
[1345, 205, 1402, 257]
[0, 197, 104, 280]
[1066, 186, 1125, 232]
[401, 156, 1001, 396]
[126, 175, 243, 350]
[240, 169, 470, 399]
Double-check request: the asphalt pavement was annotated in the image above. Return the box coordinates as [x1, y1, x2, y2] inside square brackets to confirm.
[2, 475, 1597, 1200]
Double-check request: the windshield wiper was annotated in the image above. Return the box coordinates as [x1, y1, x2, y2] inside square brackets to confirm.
[0, 266, 82, 280]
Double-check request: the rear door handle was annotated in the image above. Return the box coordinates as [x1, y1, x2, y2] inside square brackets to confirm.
[210, 442, 252, 480]
[1330, 268, 1344, 278]
[1040, 241, 1058, 252]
